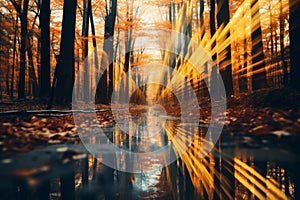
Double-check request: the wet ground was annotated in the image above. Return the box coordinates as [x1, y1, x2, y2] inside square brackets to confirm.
[0, 107, 299, 199]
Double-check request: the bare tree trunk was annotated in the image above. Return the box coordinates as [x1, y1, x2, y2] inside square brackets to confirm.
[250, 0, 267, 90]
[17, 0, 29, 99]
[206, 0, 217, 98]
[199, 0, 205, 40]
[40, 0, 51, 99]
[169, 0, 172, 24]
[89, 0, 100, 96]
[96, 0, 117, 104]
[216, 0, 234, 96]
[280, 0, 288, 86]
[10, 16, 18, 99]
[54, 0, 77, 105]
[37, 29, 41, 96]
[27, 38, 38, 97]
[290, 0, 300, 92]
[76, 47, 80, 99]
[47, 55, 59, 109]
[210, 0, 216, 57]
[124, 2, 133, 73]
[89, 0, 96, 48]
[6, 49, 10, 95]
[82, 0, 90, 102]
[270, 7, 274, 63]
[269, 6, 274, 87]
[239, 5, 248, 92]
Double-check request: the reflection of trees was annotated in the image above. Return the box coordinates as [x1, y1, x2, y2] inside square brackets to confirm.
[0, 117, 295, 199]
[164, 122, 292, 199]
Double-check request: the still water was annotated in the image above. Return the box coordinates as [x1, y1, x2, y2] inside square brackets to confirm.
[0, 111, 298, 199]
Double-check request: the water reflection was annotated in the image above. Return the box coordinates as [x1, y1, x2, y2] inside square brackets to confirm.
[0, 112, 297, 199]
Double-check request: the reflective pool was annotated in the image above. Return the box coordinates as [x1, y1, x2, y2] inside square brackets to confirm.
[0, 112, 298, 199]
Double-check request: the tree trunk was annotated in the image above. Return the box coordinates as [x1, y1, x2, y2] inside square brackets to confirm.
[6, 49, 10, 95]
[89, 0, 100, 96]
[47, 55, 60, 109]
[82, 0, 90, 102]
[210, 0, 216, 58]
[106, 0, 117, 104]
[240, 5, 248, 92]
[250, 0, 267, 90]
[27, 38, 38, 97]
[10, 15, 18, 99]
[18, 0, 29, 99]
[54, 0, 77, 105]
[290, 0, 300, 91]
[270, 8, 274, 65]
[124, 3, 133, 73]
[89, 0, 97, 49]
[169, 1, 172, 24]
[96, 0, 117, 104]
[216, 0, 234, 96]
[280, 0, 288, 86]
[199, 0, 205, 39]
[40, 0, 51, 99]
[206, 0, 216, 98]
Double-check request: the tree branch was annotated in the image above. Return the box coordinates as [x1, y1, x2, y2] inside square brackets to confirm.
[9, 0, 21, 14]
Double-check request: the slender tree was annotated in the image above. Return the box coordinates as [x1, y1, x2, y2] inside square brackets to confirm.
[9, 0, 29, 99]
[241, 4, 249, 92]
[216, 0, 234, 96]
[40, 0, 51, 99]
[210, 0, 216, 59]
[88, 0, 97, 49]
[82, 0, 90, 102]
[209, 0, 218, 98]
[27, 36, 38, 96]
[169, 0, 173, 24]
[279, 0, 288, 86]
[26, 9, 40, 98]
[105, 0, 117, 104]
[250, 0, 267, 90]
[10, 15, 18, 98]
[124, 7, 133, 73]
[89, 0, 100, 98]
[199, 0, 204, 39]
[96, 0, 117, 104]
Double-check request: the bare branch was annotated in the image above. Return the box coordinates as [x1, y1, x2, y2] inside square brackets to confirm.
[9, 0, 21, 14]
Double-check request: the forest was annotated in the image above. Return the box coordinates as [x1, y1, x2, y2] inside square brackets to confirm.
[0, 0, 299, 104]
[0, 0, 300, 199]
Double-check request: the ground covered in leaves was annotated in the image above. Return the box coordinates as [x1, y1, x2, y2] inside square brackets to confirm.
[0, 87, 300, 156]
[223, 88, 300, 153]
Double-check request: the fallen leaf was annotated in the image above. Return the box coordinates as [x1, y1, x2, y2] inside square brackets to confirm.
[272, 130, 291, 137]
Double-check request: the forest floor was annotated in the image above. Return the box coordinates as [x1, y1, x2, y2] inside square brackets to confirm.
[0, 87, 300, 156]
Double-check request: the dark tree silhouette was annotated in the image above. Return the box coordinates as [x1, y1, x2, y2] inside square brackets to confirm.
[10, 16, 18, 98]
[9, 0, 29, 99]
[279, 0, 288, 86]
[250, 0, 267, 90]
[199, 0, 204, 39]
[289, 0, 300, 91]
[40, 0, 51, 99]
[27, 36, 38, 96]
[217, 0, 234, 96]
[96, 0, 117, 104]
[124, 12, 133, 73]
[54, 0, 77, 105]
[82, 0, 90, 102]
[210, 0, 216, 59]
